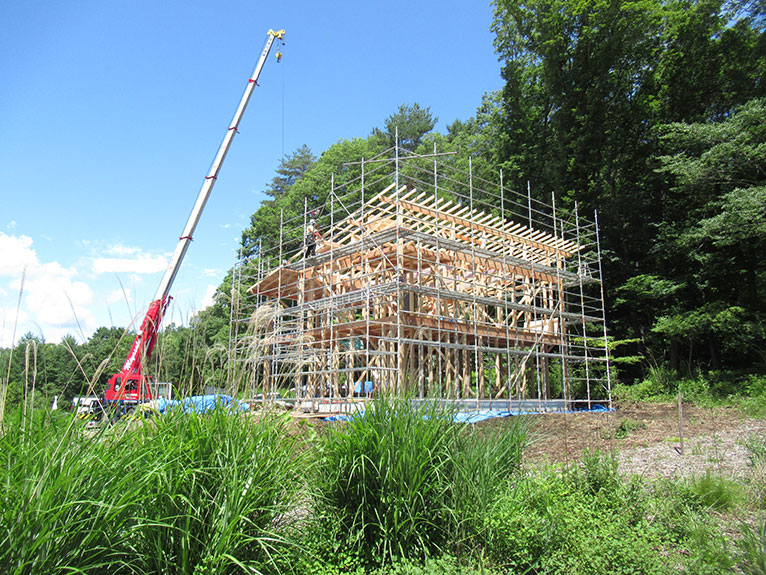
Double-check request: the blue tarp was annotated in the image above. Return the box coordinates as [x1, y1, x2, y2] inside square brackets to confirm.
[156, 394, 249, 415]
[323, 404, 613, 423]
[323, 410, 365, 422]
[453, 410, 513, 424]
[353, 380, 374, 395]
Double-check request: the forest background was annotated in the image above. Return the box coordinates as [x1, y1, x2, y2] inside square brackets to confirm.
[2, 0, 764, 408]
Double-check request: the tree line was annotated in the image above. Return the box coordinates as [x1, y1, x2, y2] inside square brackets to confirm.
[2, 0, 764, 409]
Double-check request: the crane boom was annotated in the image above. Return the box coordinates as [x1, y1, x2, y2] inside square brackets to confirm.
[155, 29, 284, 304]
[105, 29, 285, 406]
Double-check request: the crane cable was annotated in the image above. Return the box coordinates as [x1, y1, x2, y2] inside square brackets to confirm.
[278, 36, 286, 158]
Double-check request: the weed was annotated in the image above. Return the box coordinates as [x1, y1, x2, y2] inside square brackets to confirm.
[683, 518, 735, 574]
[692, 442, 706, 456]
[483, 466, 670, 574]
[573, 448, 621, 495]
[687, 471, 743, 511]
[369, 555, 500, 574]
[739, 519, 766, 575]
[614, 418, 646, 439]
[740, 375, 766, 418]
[745, 434, 766, 467]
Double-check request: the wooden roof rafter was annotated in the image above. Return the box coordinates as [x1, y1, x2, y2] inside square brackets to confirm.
[373, 190, 580, 262]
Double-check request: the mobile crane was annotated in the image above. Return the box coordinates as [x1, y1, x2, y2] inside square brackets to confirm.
[103, 29, 285, 409]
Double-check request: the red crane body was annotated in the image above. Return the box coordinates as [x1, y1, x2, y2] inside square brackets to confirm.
[103, 29, 285, 407]
[104, 296, 169, 404]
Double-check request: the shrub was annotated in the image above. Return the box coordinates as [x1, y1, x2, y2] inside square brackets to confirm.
[312, 397, 529, 567]
[483, 467, 669, 575]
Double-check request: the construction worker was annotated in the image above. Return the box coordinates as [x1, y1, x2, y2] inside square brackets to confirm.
[305, 212, 321, 257]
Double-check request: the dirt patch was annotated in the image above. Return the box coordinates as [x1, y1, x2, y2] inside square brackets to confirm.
[507, 401, 765, 479]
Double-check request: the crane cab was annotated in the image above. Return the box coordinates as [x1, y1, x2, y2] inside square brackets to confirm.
[104, 372, 153, 405]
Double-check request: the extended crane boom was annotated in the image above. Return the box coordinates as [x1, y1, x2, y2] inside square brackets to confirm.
[105, 29, 285, 407]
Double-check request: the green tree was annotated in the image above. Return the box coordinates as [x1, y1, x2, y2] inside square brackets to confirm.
[371, 102, 437, 151]
[650, 99, 766, 368]
[241, 137, 379, 260]
[82, 326, 133, 390]
[262, 144, 316, 200]
[242, 145, 316, 257]
[491, 0, 765, 377]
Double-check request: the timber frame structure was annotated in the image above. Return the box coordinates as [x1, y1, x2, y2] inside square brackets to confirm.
[229, 145, 612, 412]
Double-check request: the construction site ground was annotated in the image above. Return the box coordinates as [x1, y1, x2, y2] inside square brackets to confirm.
[506, 400, 766, 479]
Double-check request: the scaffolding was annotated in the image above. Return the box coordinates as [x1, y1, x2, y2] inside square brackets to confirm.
[228, 145, 612, 412]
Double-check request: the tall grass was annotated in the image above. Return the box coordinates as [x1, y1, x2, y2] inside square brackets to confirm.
[132, 408, 304, 574]
[0, 410, 148, 573]
[0, 406, 304, 575]
[739, 519, 766, 575]
[310, 397, 530, 566]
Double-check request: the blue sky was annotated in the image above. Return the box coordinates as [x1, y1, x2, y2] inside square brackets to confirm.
[0, 0, 504, 346]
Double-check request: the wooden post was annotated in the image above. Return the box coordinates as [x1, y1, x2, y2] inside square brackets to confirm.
[678, 391, 684, 456]
[495, 353, 503, 397]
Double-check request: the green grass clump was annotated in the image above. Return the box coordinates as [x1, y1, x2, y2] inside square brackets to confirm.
[0, 405, 304, 575]
[687, 471, 744, 511]
[308, 397, 530, 568]
[739, 519, 766, 575]
[0, 409, 148, 574]
[745, 434, 766, 467]
[130, 408, 304, 574]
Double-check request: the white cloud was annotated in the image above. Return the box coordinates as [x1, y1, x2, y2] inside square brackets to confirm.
[105, 243, 142, 256]
[0, 232, 213, 345]
[221, 223, 231, 229]
[7, 221, 16, 230]
[92, 253, 168, 275]
[200, 284, 217, 309]
[0, 233, 98, 344]
[0, 232, 38, 276]
[24, 273, 95, 329]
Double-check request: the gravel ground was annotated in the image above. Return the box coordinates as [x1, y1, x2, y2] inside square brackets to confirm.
[509, 401, 765, 479]
[618, 418, 766, 479]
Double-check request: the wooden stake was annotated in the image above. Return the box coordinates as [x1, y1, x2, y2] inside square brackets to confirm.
[678, 391, 684, 456]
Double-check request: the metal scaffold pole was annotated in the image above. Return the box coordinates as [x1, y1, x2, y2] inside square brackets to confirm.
[232, 146, 611, 414]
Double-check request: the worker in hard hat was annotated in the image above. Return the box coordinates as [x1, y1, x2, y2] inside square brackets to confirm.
[305, 214, 321, 257]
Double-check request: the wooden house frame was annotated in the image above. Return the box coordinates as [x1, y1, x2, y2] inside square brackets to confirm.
[230, 147, 612, 412]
